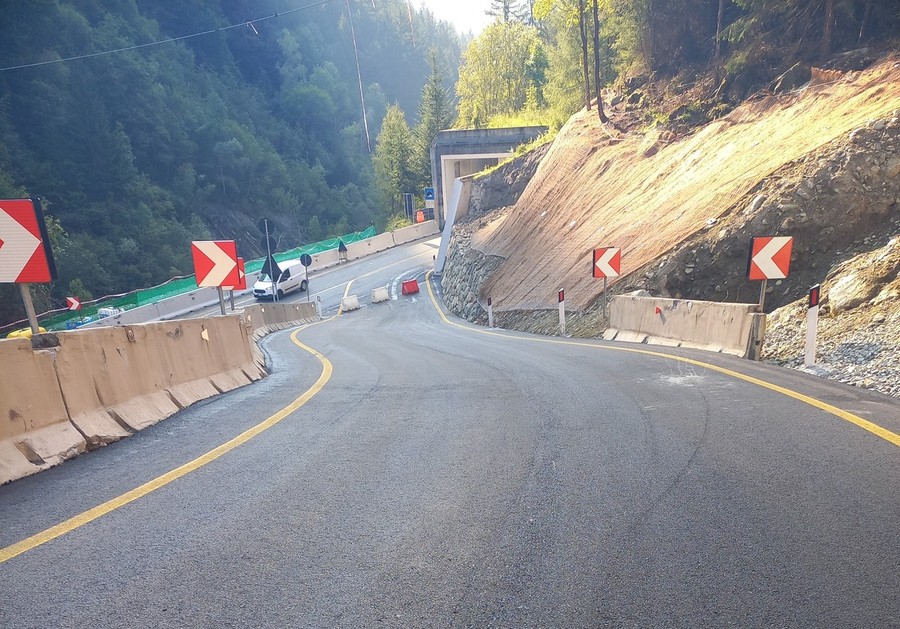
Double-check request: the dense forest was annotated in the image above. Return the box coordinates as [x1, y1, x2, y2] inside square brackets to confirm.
[452, 0, 899, 128]
[365, 0, 899, 246]
[2, 0, 897, 329]
[0, 0, 461, 325]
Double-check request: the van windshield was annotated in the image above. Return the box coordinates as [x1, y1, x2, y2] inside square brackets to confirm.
[259, 274, 272, 282]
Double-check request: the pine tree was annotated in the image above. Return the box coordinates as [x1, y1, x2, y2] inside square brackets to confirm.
[413, 51, 456, 189]
[373, 105, 416, 218]
[486, 0, 529, 23]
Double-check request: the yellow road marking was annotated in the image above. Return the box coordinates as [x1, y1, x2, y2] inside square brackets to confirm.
[424, 272, 900, 448]
[0, 330, 333, 565]
[0, 248, 427, 563]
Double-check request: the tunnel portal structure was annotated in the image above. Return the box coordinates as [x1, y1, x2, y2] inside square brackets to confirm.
[429, 126, 547, 229]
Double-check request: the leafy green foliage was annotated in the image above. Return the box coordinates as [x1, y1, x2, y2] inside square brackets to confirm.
[456, 22, 548, 128]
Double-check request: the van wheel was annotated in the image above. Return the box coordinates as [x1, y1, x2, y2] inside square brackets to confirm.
[277, 289, 284, 300]
[300, 280, 308, 291]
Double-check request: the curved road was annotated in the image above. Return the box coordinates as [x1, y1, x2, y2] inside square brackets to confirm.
[1, 248, 898, 628]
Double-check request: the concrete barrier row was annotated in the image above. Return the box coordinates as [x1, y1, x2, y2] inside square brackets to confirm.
[603, 295, 766, 359]
[87, 222, 438, 329]
[240, 302, 320, 372]
[0, 314, 275, 484]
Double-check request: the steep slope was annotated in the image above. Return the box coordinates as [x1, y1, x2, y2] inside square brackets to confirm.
[471, 57, 900, 312]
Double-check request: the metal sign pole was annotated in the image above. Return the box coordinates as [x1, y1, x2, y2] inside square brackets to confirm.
[19, 284, 40, 335]
[603, 276, 608, 317]
[265, 221, 277, 303]
[217, 286, 226, 316]
[487, 297, 494, 328]
[306, 266, 310, 302]
[230, 289, 235, 311]
[758, 279, 767, 312]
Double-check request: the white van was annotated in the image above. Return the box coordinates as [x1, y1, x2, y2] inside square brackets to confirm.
[253, 260, 308, 300]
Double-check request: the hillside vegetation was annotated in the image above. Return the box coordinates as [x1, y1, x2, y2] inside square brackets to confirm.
[0, 0, 461, 325]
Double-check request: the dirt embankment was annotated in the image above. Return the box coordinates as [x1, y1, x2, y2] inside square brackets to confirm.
[440, 55, 900, 397]
[459, 56, 899, 311]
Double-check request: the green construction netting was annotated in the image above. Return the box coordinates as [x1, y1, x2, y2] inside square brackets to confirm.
[42, 227, 376, 331]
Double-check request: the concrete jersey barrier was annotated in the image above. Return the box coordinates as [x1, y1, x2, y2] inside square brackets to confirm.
[0, 338, 86, 482]
[0, 315, 267, 484]
[604, 295, 766, 359]
[83, 223, 438, 329]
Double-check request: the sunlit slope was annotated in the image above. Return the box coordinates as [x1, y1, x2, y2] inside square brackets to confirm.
[474, 57, 900, 311]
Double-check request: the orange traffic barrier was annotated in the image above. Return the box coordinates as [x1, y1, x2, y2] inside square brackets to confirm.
[415, 210, 425, 223]
[401, 279, 420, 295]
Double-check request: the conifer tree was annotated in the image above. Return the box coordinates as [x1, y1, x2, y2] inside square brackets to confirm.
[414, 51, 456, 188]
[373, 106, 416, 217]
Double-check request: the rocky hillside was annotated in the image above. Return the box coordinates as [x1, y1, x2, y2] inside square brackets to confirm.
[440, 56, 900, 398]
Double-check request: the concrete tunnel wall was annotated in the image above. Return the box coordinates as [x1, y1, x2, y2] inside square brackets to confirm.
[430, 126, 547, 228]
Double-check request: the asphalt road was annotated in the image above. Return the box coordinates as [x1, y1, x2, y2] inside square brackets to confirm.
[186, 237, 441, 320]
[1, 243, 898, 628]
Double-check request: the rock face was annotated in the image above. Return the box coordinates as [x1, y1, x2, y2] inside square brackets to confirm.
[644, 114, 900, 312]
[440, 114, 900, 397]
[466, 143, 550, 222]
[763, 238, 900, 397]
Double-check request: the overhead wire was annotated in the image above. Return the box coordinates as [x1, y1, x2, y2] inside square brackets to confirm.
[0, 0, 332, 73]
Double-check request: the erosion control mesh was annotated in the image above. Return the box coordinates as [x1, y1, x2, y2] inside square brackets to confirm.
[37, 227, 376, 331]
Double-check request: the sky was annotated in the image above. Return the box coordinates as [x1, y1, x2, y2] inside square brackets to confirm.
[413, 0, 494, 36]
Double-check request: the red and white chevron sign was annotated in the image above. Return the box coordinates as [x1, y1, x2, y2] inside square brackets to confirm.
[592, 247, 621, 278]
[0, 198, 57, 284]
[66, 297, 81, 311]
[222, 257, 247, 291]
[748, 236, 793, 280]
[191, 240, 240, 288]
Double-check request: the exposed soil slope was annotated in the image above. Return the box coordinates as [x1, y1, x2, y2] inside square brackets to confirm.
[472, 57, 900, 312]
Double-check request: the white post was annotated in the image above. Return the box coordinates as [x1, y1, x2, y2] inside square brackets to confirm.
[487, 297, 494, 328]
[558, 289, 566, 336]
[805, 284, 820, 366]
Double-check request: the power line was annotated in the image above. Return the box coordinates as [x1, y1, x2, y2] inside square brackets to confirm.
[0, 0, 332, 73]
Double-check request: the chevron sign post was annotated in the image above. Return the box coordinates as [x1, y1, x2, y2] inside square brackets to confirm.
[192, 240, 239, 287]
[221, 257, 247, 312]
[747, 236, 793, 312]
[192, 240, 239, 316]
[0, 198, 58, 334]
[592, 246, 621, 317]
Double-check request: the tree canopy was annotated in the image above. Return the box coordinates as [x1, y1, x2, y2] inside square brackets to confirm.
[0, 0, 462, 327]
[459, 0, 898, 129]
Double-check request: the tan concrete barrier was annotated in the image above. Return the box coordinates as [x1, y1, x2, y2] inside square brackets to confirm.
[54, 317, 263, 441]
[346, 232, 394, 261]
[392, 220, 439, 245]
[0, 337, 86, 482]
[605, 295, 766, 358]
[242, 302, 318, 337]
[1, 316, 268, 484]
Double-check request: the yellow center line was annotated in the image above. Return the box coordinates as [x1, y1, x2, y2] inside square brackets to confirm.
[424, 271, 900, 448]
[0, 248, 428, 563]
[0, 330, 333, 565]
